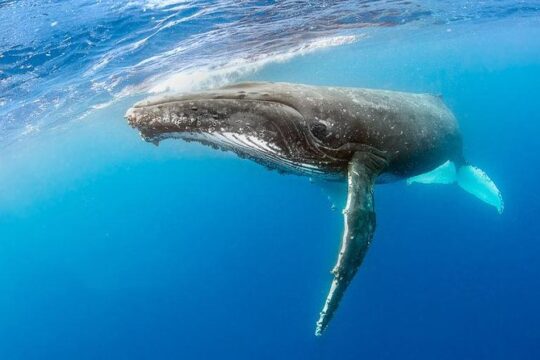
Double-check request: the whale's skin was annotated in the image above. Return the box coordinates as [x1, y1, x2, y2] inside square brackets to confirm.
[125, 82, 466, 335]
[126, 82, 464, 182]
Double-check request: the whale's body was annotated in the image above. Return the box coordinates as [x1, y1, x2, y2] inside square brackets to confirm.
[127, 82, 463, 181]
[126, 82, 503, 335]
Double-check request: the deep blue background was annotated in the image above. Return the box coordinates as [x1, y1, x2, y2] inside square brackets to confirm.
[1, 19, 539, 360]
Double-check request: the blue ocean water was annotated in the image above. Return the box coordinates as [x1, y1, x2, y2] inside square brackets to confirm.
[1, 1, 540, 359]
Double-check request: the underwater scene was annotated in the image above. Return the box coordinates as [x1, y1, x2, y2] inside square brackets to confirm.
[1, 1, 539, 359]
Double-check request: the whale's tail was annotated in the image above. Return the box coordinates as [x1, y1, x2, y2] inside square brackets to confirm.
[407, 160, 504, 214]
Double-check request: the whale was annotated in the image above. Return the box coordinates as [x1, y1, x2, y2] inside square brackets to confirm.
[125, 82, 503, 335]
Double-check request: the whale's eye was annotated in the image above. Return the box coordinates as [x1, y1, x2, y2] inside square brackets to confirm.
[311, 122, 327, 140]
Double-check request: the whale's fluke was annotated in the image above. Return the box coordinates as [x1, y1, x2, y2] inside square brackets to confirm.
[316, 150, 387, 336]
[408, 161, 504, 213]
[457, 165, 504, 214]
[406, 160, 457, 185]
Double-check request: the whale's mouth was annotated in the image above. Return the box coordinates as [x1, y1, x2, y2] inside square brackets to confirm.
[127, 96, 306, 143]
[125, 94, 337, 177]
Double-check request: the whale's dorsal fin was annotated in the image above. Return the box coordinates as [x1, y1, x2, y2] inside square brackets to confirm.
[315, 149, 387, 336]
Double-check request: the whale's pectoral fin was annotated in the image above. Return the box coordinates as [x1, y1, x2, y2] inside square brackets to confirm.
[315, 149, 387, 336]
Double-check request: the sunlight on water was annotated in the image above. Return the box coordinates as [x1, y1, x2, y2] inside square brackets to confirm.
[1, 0, 538, 146]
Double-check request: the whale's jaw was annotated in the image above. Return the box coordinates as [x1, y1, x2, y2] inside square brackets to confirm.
[125, 91, 345, 178]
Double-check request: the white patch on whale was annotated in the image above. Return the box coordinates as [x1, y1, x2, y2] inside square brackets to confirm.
[408, 160, 504, 213]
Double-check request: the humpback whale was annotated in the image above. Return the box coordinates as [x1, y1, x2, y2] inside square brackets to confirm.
[125, 82, 503, 336]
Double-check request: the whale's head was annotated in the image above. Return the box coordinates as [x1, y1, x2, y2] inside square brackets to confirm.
[126, 82, 348, 176]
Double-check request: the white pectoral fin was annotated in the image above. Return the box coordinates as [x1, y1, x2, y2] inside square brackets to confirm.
[407, 160, 457, 185]
[457, 165, 504, 214]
